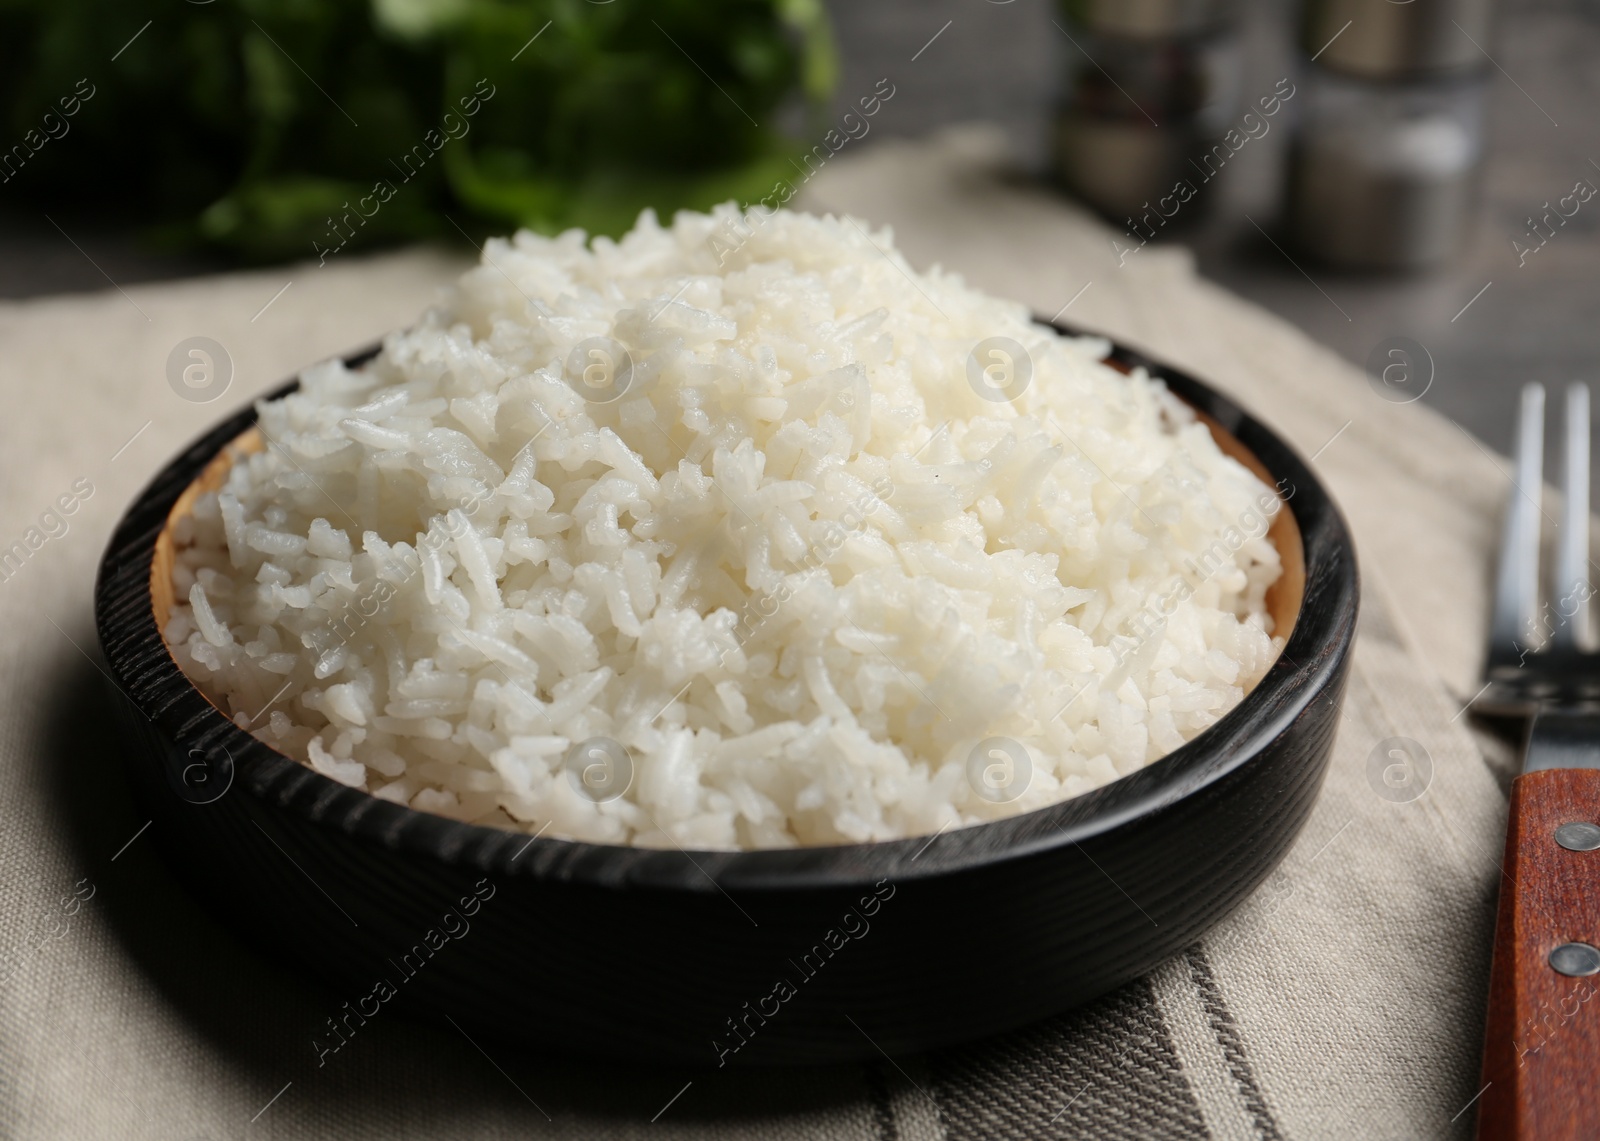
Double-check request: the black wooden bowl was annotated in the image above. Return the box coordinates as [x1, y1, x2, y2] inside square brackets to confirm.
[95, 329, 1357, 1067]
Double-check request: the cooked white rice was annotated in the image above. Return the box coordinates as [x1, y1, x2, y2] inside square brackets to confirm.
[163, 205, 1284, 850]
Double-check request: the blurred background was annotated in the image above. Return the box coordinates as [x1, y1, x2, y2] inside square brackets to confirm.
[0, 0, 1593, 473]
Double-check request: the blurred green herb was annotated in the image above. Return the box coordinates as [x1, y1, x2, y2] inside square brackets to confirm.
[0, 0, 836, 260]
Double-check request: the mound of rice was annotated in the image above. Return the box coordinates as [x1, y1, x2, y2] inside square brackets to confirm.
[163, 206, 1285, 850]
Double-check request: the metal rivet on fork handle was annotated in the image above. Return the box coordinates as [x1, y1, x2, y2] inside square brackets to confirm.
[1555, 822, 1600, 851]
[1549, 943, 1600, 977]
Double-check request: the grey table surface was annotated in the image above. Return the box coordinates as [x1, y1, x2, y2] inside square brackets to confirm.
[2, 0, 1595, 482]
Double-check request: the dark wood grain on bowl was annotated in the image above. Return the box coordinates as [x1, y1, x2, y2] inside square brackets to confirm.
[95, 332, 1357, 1066]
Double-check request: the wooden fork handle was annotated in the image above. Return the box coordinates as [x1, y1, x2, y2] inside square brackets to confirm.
[1478, 767, 1600, 1139]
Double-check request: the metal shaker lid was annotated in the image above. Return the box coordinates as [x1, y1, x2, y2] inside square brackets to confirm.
[1061, 0, 1239, 38]
[1303, 0, 1495, 79]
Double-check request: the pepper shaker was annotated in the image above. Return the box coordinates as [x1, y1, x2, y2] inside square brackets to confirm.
[1053, 0, 1243, 221]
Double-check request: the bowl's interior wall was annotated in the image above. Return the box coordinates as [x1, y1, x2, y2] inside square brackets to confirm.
[1095, 354, 1304, 642]
[1190, 407, 1305, 641]
[151, 429, 263, 631]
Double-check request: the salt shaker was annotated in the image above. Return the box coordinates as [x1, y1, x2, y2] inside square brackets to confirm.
[1286, 0, 1493, 270]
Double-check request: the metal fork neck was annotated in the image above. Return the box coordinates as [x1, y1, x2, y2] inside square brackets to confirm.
[1524, 707, 1600, 772]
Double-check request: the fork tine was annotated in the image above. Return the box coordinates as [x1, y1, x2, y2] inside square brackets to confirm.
[1552, 382, 1590, 649]
[1490, 383, 1544, 663]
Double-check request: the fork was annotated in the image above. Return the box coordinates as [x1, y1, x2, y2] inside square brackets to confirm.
[1473, 382, 1600, 1140]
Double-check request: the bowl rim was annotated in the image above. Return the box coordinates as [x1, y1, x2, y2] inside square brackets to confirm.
[95, 324, 1358, 894]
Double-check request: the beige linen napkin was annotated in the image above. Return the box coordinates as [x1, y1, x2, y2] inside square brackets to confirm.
[0, 127, 1513, 1139]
